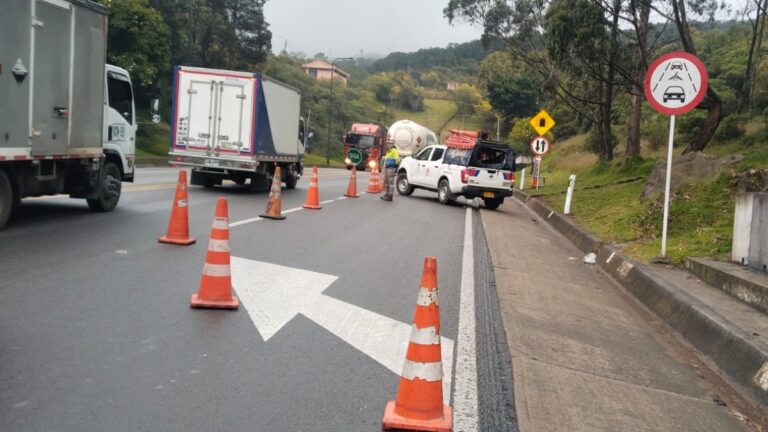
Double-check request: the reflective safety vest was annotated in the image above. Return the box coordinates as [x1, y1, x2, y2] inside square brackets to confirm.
[384, 148, 401, 168]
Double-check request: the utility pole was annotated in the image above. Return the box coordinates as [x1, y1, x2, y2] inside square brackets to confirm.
[326, 57, 354, 165]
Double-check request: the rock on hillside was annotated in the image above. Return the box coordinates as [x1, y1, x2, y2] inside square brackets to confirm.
[642, 152, 744, 199]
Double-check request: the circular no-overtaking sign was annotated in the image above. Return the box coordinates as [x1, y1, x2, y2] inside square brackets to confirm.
[644, 51, 709, 115]
[347, 148, 363, 164]
[530, 136, 551, 156]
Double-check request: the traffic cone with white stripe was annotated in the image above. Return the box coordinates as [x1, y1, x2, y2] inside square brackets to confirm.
[260, 166, 286, 220]
[366, 163, 380, 193]
[344, 166, 359, 198]
[190, 197, 239, 310]
[303, 165, 322, 209]
[159, 170, 196, 245]
[382, 256, 452, 432]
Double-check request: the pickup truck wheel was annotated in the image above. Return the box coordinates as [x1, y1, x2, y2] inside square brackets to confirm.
[87, 161, 121, 212]
[0, 170, 13, 229]
[396, 172, 414, 196]
[437, 179, 452, 205]
[483, 197, 503, 210]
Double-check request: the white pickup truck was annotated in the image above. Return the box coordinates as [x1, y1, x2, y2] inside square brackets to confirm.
[395, 138, 516, 210]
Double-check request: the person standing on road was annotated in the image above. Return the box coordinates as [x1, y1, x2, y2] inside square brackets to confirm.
[380, 142, 400, 201]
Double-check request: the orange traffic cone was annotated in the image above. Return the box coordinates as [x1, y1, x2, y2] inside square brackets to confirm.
[367, 164, 381, 193]
[382, 257, 452, 432]
[378, 168, 386, 193]
[260, 167, 286, 220]
[344, 166, 359, 198]
[303, 165, 322, 209]
[159, 170, 196, 245]
[190, 197, 239, 310]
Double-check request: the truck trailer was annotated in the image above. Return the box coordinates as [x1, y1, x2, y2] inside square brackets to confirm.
[168, 66, 305, 191]
[387, 120, 439, 158]
[0, 0, 137, 229]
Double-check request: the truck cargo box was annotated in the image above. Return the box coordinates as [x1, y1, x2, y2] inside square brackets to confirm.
[0, 0, 108, 160]
[170, 66, 303, 167]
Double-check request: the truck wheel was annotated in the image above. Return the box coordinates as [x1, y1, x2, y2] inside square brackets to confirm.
[396, 172, 414, 196]
[483, 197, 503, 210]
[0, 170, 13, 229]
[87, 161, 121, 212]
[437, 179, 452, 205]
[285, 165, 299, 190]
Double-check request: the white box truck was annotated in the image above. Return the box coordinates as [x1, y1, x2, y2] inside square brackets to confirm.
[169, 66, 305, 191]
[0, 0, 137, 229]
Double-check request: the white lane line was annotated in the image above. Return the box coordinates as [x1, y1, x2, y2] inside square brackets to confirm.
[229, 192, 363, 228]
[453, 207, 478, 431]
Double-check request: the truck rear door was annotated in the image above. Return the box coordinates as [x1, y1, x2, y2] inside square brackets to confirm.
[31, 0, 72, 155]
[173, 68, 255, 156]
[467, 144, 514, 192]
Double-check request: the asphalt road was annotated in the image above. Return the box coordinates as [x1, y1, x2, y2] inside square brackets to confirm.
[0, 167, 498, 431]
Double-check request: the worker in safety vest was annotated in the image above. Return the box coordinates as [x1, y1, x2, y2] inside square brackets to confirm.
[380, 142, 400, 201]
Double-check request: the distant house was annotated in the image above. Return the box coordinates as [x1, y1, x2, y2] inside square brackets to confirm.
[447, 81, 461, 90]
[301, 60, 350, 85]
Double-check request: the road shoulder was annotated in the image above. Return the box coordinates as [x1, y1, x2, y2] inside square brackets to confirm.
[481, 200, 750, 431]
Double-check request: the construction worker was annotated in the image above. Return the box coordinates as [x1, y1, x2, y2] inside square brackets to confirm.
[380, 142, 400, 201]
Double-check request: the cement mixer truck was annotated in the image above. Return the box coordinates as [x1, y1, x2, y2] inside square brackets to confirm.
[387, 120, 438, 157]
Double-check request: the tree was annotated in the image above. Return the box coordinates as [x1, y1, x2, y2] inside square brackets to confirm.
[451, 83, 482, 115]
[738, 0, 768, 113]
[625, 0, 652, 157]
[478, 52, 540, 119]
[667, 0, 726, 154]
[99, 0, 170, 88]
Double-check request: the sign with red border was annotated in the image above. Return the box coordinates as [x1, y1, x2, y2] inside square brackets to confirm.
[530, 136, 551, 156]
[644, 51, 708, 116]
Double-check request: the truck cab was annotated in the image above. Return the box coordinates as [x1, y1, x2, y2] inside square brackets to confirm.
[104, 65, 136, 182]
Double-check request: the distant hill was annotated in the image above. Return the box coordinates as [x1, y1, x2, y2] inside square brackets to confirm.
[370, 40, 501, 74]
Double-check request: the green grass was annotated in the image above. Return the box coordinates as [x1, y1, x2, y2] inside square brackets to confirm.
[392, 99, 458, 135]
[529, 124, 768, 265]
[303, 152, 345, 168]
[136, 123, 171, 157]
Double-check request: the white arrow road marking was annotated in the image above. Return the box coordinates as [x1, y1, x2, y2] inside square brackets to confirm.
[230, 257, 454, 403]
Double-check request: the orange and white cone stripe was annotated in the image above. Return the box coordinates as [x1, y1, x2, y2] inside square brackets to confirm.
[367, 165, 380, 193]
[190, 198, 239, 310]
[383, 257, 452, 432]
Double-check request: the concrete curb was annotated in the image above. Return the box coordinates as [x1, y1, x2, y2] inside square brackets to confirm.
[686, 257, 768, 316]
[513, 191, 768, 409]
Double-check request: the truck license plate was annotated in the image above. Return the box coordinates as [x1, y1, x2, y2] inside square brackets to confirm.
[204, 159, 220, 167]
[483, 191, 495, 198]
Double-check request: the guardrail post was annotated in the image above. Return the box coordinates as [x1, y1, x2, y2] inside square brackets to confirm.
[564, 174, 576, 215]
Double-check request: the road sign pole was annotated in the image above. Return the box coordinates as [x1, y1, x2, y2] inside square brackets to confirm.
[661, 115, 676, 258]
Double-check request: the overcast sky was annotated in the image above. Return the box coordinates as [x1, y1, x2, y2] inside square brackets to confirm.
[264, 0, 482, 58]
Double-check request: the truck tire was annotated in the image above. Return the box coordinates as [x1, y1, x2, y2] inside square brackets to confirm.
[87, 161, 121, 212]
[437, 179, 452, 205]
[483, 197, 503, 210]
[396, 172, 414, 196]
[285, 165, 299, 190]
[0, 170, 13, 229]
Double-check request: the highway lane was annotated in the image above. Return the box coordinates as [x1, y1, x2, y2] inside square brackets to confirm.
[0, 167, 480, 431]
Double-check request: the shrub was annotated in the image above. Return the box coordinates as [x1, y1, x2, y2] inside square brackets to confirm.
[713, 114, 746, 143]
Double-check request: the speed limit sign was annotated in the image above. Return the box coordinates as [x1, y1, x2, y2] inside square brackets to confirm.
[530, 136, 551, 156]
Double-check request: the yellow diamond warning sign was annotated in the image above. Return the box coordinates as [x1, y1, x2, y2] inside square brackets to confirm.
[530, 110, 555, 136]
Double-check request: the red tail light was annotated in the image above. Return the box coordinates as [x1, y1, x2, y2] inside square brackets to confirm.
[461, 169, 468, 184]
[503, 172, 514, 181]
